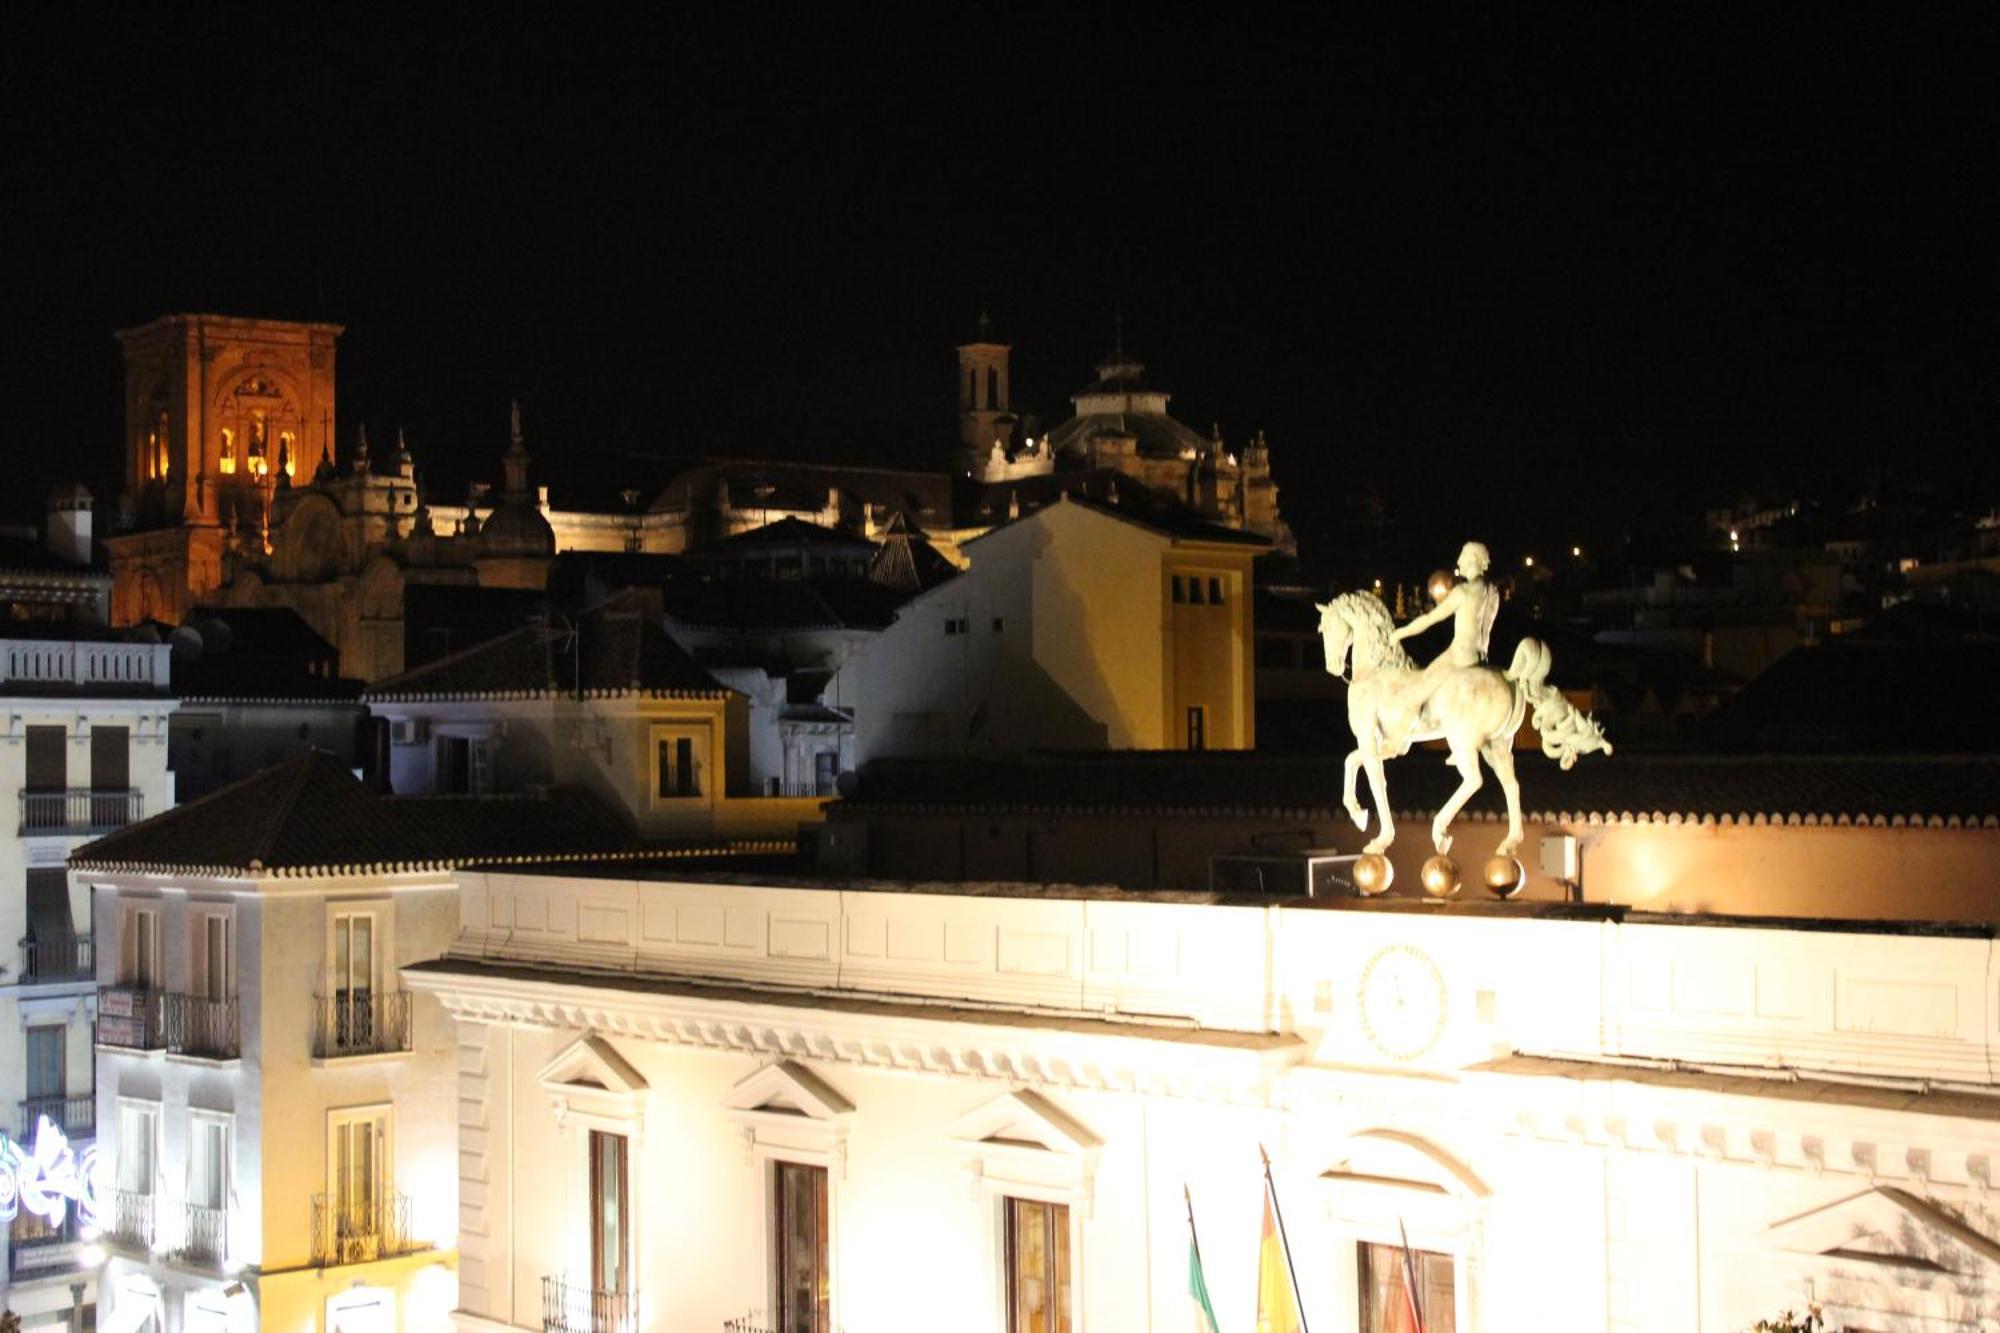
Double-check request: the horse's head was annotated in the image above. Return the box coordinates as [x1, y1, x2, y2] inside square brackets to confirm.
[1315, 599, 1352, 678]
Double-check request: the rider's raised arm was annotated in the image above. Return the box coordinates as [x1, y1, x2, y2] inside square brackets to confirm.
[1390, 590, 1457, 642]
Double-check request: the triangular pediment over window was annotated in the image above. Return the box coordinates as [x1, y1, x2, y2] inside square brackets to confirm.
[1766, 1186, 2000, 1280]
[949, 1088, 1101, 1155]
[538, 1034, 647, 1123]
[727, 1060, 855, 1122]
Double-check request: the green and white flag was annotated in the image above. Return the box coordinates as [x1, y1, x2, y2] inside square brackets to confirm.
[1186, 1185, 1221, 1333]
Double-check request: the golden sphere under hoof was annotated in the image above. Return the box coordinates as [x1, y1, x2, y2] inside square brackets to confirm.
[1352, 853, 1394, 897]
[1483, 856, 1527, 899]
[1419, 854, 1463, 898]
[1427, 569, 1457, 604]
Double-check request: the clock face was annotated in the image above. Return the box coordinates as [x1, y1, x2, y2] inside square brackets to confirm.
[1357, 944, 1448, 1061]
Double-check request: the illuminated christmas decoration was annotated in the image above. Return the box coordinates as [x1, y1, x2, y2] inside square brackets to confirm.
[0, 1115, 108, 1230]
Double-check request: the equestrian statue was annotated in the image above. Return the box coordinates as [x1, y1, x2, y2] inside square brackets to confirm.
[1316, 541, 1611, 896]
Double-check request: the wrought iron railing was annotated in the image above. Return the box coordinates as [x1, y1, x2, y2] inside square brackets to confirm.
[722, 1318, 778, 1333]
[21, 936, 93, 983]
[105, 1187, 154, 1253]
[9, 1206, 81, 1270]
[312, 991, 414, 1058]
[542, 1276, 639, 1333]
[179, 1202, 229, 1267]
[160, 993, 239, 1058]
[18, 1094, 94, 1139]
[311, 1192, 416, 1267]
[18, 788, 143, 835]
[96, 988, 167, 1050]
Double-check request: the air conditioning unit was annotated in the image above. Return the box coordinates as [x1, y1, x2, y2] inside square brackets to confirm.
[389, 718, 429, 746]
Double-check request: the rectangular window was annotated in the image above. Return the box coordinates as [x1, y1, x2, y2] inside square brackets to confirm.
[188, 1115, 230, 1211]
[1004, 1197, 1071, 1333]
[992, 617, 1005, 633]
[435, 736, 489, 795]
[657, 735, 701, 798]
[590, 1130, 630, 1296]
[198, 913, 233, 1001]
[1359, 1241, 1457, 1333]
[1189, 578, 1205, 605]
[92, 724, 131, 790]
[1171, 576, 1185, 604]
[25, 725, 65, 791]
[118, 1102, 158, 1194]
[124, 906, 161, 989]
[1186, 706, 1206, 752]
[775, 1162, 830, 1333]
[813, 750, 838, 798]
[1209, 576, 1224, 605]
[25, 1025, 63, 1101]
[332, 912, 376, 1050]
[331, 1108, 390, 1219]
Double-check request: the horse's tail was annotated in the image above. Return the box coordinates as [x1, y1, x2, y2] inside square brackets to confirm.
[1504, 636, 1613, 769]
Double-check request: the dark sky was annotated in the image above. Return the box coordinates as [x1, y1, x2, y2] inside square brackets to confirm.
[2, 11, 1992, 584]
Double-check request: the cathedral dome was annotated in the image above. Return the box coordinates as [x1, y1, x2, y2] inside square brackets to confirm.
[477, 498, 556, 557]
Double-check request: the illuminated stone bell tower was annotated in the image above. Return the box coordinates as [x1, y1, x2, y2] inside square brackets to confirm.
[956, 311, 1020, 478]
[106, 314, 342, 624]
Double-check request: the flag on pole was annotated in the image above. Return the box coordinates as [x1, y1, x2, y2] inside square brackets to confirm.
[1255, 1173, 1307, 1333]
[1186, 1187, 1221, 1333]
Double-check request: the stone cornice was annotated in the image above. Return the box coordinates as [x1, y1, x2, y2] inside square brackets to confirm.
[404, 965, 1305, 1104]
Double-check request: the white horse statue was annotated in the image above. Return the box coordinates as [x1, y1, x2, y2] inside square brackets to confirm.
[1316, 589, 1611, 861]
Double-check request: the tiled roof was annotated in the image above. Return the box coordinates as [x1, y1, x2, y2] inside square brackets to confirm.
[661, 578, 910, 632]
[367, 593, 728, 701]
[70, 750, 672, 877]
[838, 751, 2000, 829]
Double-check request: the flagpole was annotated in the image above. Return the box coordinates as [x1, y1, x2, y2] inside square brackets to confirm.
[1398, 1217, 1429, 1333]
[1259, 1142, 1311, 1333]
[1184, 1183, 1208, 1275]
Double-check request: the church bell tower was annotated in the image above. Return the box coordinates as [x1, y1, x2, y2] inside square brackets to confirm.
[956, 311, 1018, 475]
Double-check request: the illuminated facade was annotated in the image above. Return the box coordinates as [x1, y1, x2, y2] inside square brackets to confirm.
[406, 864, 2000, 1333]
[0, 633, 174, 1331]
[834, 494, 1263, 757]
[70, 752, 737, 1333]
[101, 314, 1289, 686]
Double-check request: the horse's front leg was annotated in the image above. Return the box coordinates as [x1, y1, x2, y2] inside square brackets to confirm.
[1342, 749, 1369, 831]
[1361, 751, 1396, 854]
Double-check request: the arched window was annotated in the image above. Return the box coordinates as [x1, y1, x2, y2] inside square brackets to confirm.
[279, 432, 297, 477]
[987, 366, 1000, 409]
[219, 429, 237, 475]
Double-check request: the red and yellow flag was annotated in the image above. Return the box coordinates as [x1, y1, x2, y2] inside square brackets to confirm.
[1255, 1186, 1305, 1333]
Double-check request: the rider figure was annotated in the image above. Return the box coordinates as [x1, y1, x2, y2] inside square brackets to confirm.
[1390, 541, 1500, 724]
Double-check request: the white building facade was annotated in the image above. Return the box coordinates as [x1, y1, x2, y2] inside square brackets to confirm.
[407, 868, 2000, 1333]
[1, 635, 175, 1331]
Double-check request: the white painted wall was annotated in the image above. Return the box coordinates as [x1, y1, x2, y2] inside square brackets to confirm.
[416, 871, 2000, 1332]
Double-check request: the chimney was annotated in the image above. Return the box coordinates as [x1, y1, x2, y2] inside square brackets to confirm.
[46, 484, 93, 567]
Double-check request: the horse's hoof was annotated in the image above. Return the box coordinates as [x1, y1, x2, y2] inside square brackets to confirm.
[1419, 854, 1462, 898]
[1352, 853, 1394, 896]
[1482, 856, 1527, 899]
[1433, 832, 1454, 856]
[1349, 807, 1370, 833]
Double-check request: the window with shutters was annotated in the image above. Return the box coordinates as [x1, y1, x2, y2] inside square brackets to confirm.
[1358, 1241, 1457, 1333]
[590, 1130, 630, 1296]
[92, 724, 130, 790]
[123, 904, 161, 989]
[1004, 1197, 1072, 1333]
[775, 1162, 830, 1333]
[25, 1025, 63, 1101]
[24, 725, 65, 791]
[651, 725, 709, 803]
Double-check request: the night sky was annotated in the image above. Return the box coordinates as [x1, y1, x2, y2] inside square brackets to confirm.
[3, 12, 1991, 585]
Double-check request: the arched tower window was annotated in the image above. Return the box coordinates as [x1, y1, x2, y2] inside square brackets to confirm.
[154, 411, 170, 479]
[987, 366, 1000, 410]
[968, 368, 979, 410]
[219, 429, 237, 475]
[279, 431, 297, 477]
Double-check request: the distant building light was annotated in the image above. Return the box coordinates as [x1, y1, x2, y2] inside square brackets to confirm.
[1523, 555, 1535, 568]
[1570, 546, 1582, 558]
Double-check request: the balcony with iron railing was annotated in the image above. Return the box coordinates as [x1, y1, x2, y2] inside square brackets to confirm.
[172, 1202, 230, 1268]
[18, 787, 144, 836]
[104, 1187, 154, 1254]
[97, 989, 239, 1059]
[542, 1276, 639, 1333]
[312, 991, 414, 1059]
[16, 1093, 94, 1141]
[310, 1193, 417, 1268]
[19, 936, 93, 984]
